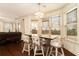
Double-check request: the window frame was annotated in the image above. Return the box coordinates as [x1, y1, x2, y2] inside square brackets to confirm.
[66, 8, 77, 40]
[67, 8, 77, 36]
[31, 20, 38, 34]
[42, 18, 49, 34]
[4, 22, 13, 32]
[50, 16, 60, 35]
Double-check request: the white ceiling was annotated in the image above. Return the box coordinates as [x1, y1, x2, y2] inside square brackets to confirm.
[0, 3, 67, 22]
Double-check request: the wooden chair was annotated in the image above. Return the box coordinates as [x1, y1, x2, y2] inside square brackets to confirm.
[22, 34, 31, 56]
[49, 37, 64, 56]
[32, 34, 44, 56]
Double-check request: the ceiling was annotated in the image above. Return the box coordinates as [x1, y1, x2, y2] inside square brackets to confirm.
[0, 3, 67, 22]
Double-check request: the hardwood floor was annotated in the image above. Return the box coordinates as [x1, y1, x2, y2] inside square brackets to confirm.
[0, 42, 75, 56]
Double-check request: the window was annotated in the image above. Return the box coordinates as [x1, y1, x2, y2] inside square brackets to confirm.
[51, 16, 60, 35]
[4, 23, 13, 32]
[15, 23, 20, 32]
[42, 19, 49, 34]
[31, 21, 38, 34]
[67, 9, 77, 36]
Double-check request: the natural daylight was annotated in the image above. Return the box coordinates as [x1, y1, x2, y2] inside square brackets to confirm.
[0, 3, 78, 56]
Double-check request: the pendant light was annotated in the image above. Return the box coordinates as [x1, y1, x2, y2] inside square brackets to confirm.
[35, 3, 44, 18]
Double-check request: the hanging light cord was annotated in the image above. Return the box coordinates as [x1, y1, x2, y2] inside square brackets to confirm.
[38, 3, 41, 12]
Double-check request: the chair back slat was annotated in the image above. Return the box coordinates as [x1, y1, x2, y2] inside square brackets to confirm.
[32, 34, 40, 46]
[22, 34, 30, 43]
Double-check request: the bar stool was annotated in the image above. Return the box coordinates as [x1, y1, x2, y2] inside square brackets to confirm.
[46, 36, 58, 56]
[41, 38, 47, 55]
[49, 37, 64, 56]
[22, 34, 31, 56]
[32, 34, 44, 56]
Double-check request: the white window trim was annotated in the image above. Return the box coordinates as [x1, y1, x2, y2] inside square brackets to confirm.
[66, 8, 77, 40]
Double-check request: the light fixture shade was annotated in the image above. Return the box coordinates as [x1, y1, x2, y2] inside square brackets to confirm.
[35, 11, 44, 18]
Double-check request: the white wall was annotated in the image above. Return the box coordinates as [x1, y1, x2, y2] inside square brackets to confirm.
[18, 3, 79, 55]
[62, 4, 79, 56]
[24, 17, 31, 35]
[45, 3, 79, 55]
[18, 16, 32, 35]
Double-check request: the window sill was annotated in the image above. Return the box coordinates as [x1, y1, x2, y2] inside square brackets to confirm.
[64, 39, 79, 45]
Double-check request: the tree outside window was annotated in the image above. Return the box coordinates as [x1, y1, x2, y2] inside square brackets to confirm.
[51, 16, 60, 35]
[31, 21, 38, 34]
[67, 9, 77, 36]
[42, 19, 49, 34]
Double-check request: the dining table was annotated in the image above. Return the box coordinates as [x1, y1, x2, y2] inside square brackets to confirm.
[24, 34, 58, 55]
[24, 34, 58, 48]
[24, 34, 58, 45]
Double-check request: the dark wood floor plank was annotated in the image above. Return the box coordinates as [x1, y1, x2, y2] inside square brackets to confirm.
[0, 42, 75, 56]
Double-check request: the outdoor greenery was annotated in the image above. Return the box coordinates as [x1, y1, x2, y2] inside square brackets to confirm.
[51, 29, 60, 35]
[67, 9, 77, 36]
[32, 29, 37, 34]
[67, 29, 77, 36]
[42, 30, 49, 34]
